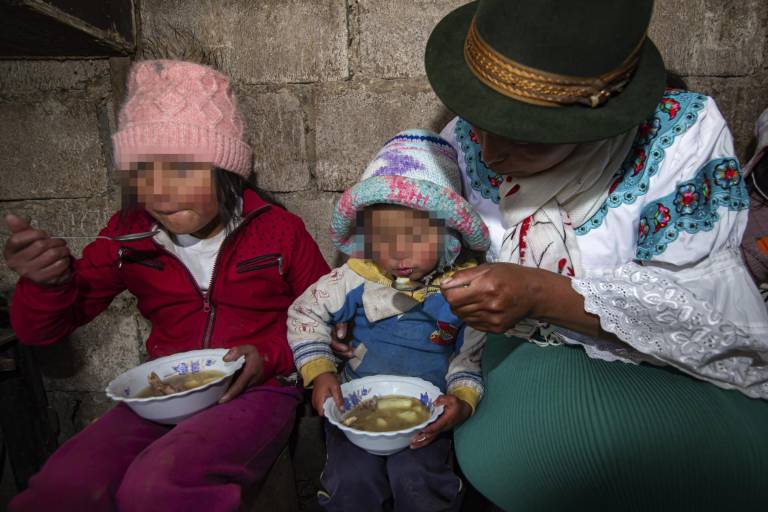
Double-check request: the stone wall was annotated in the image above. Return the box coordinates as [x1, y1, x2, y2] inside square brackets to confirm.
[0, 0, 767, 440]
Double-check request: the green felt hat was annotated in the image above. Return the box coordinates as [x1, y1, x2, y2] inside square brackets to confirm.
[425, 0, 667, 144]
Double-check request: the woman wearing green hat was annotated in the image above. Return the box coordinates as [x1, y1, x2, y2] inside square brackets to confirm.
[423, 0, 768, 509]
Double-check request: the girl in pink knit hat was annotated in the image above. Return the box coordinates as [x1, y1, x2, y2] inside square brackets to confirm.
[3, 60, 329, 512]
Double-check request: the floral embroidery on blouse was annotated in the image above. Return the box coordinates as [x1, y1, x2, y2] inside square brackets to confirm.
[636, 158, 749, 259]
[454, 118, 503, 204]
[576, 89, 707, 236]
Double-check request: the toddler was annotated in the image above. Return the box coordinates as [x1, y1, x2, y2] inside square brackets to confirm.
[287, 130, 490, 512]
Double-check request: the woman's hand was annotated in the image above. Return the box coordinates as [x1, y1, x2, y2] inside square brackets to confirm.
[440, 263, 545, 333]
[329, 322, 354, 359]
[442, 262, 604, 339]
[218, 345, 264, 403]
[311, 372, 343, 416]
[3, 214, 72, 286]
[410, 394, 472, 449]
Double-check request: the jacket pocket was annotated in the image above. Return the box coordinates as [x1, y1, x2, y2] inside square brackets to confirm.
[117, 247, 165, 271]
[236, 253, 283, 275]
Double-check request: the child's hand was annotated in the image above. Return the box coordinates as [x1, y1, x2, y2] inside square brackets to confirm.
[329, 322, 354, 359]
[219, 345, 264, 403]
[410, 394, 472, 449]
[3, 214, 72, 286]
[312, 372, 343, 416]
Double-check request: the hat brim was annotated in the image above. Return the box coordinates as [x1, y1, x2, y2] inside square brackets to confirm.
[330, 175, 491, 257]
[425, 2, 668, 144]
[112, 123, 252, 177]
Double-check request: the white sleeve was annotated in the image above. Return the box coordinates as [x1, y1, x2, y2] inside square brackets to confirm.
[634, 97, 748, 265]
[577, 94, 749, 270]
[572, 249, 768, 399]
[571, 93, 768, 399]
[287, 264, 364, 370]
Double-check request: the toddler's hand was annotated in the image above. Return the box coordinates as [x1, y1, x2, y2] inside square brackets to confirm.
[329, 322, 354, 359]
[312, 372, 343, 416]
[410, 394, 472, 449]
[3, 213, 72, 286]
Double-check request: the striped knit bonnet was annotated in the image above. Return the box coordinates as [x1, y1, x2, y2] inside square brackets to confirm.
[330, 129, 490, 269]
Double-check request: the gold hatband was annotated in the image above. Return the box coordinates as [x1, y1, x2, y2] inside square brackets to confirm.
[463, 18, 644, 108]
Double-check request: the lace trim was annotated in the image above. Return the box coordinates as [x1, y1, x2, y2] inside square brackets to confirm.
[552, 326, 657, 365]
[572, 263, 768, 399]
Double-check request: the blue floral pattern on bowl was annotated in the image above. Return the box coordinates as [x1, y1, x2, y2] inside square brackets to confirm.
[325, 375, 445, 456]
[106, 348, 246, 425]
[342, 387, 371, 411]
[119, 355, 232, 398]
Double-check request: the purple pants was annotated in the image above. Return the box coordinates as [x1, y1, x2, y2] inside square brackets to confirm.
[319, 422, 463, 512]
[10, 385, 302, 512]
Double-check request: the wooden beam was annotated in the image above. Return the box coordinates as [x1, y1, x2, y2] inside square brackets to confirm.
[0, 0, 135, 57]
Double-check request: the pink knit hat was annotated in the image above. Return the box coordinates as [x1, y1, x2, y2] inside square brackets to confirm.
[112, 60, 252, 177]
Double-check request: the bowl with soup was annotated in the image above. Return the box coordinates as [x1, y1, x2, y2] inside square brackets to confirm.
[323, 375, 444, 455]
[105, 348, 245, 424]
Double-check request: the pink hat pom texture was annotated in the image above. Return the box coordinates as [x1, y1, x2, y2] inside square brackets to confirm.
[112, 60, 252, 177]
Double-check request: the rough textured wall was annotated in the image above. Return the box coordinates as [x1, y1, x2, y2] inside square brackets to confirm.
[0, 0, 767, 440]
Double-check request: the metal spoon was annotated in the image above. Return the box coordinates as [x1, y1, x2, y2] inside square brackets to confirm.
[392, 278, 441, 293]
[391, 277, 469, 294]
[52, 230, 160, 242]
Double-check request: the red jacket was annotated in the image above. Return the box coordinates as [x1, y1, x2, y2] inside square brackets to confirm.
[11, 190, 330, 386]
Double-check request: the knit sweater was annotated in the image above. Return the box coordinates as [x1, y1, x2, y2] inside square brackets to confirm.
[287, 260, 485, 410]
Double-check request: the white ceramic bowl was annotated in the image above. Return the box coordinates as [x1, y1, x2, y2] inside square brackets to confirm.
[105, 348, 245, 424]
[323, 375, 444, 456]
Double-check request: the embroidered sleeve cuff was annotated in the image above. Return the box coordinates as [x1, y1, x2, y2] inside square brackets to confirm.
[448, 386, 480, 414]
[299, 358, 337, 386]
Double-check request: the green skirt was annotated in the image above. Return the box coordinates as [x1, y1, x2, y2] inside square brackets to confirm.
[455, 335, 768, 511]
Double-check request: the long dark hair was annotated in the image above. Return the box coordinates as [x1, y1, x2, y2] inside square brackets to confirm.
[213, 168, 284, 231]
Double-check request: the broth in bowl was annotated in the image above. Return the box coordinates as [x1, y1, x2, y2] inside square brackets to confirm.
[137, 370, 225, 398]
[106, 348, 245, 424]
[342, 395, 430, 432]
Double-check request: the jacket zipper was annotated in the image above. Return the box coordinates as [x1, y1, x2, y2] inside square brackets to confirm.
[150, 204, 270, 349]
[236, 253, 283, 275]
[117, 247, 165, 270]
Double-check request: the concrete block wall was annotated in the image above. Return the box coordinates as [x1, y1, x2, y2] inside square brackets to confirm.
[0, 0, 767, 440]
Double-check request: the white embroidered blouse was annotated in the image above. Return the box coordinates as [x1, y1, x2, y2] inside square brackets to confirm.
[441, 89, 768, 400]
